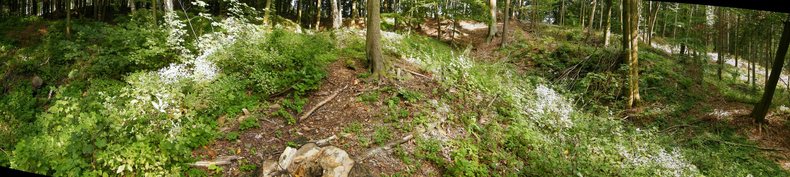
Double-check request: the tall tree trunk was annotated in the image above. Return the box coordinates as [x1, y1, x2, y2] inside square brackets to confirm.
[66, 0, 71, 39]
[624, 0, 640, 109]
[587, 0, 597, 33]
[436, 4, 442, 40]
[716, 7, 723, 80]
[164, 0, 172, 12]
[352, 0, 358, 25]
[559, 0, 565, 25]
[331, 0, 341, 29]
[367, 0, 384, 79]
[297, 0, 303, 25]
[501, 0, 510, 47]
[646, 2, 659, 45]
[752, 18, 790, 123]
[264, 0, 272, 24]
[152, 0, 157, 24]
[580, 0, 585, 28]
[486, 0, 497, 43]
[129, 0, 136, 12]
[315, 0, 321, 30]
[602, 0, 612, 47]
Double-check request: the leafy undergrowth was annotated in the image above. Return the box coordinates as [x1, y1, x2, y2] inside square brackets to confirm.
[1, 7, 336, 176]
[381, 25, 789, 176]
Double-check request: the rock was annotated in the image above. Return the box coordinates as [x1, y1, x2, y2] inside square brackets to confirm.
[290, 143, 322, 176]
[31, 75, 42, 89]
[318, 146, 354, 177]
[264, 143, 357, 177]
[348, 162, 373, 177]
[259, 159, 282, 177]
[278, 147, 298, 170]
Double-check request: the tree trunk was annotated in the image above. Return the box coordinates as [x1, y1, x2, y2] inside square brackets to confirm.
[752, 18, 790, 123]
[164, 0, 172, 12]
[624, 0, 640, 109]
[66, 0, 71, 39]
[716, 7, 723, 80]
[501, 0, 510, 47]
[152, 0, 157, 24]
[331, 0, 341, 29]
[352, 0, 358, 25]
[264, 0, 272, 24]
[559, 0, 565, 25]
[587, 0, 597, 32]
[367, 0, 384, 79]
[315, 0, 321, 30]
[603, 0, 612, 47]
[129, 0, 136, 12]
[486, 0, 497, 43]
[297, 0, 303, 25]
[646, 2, 659, 45]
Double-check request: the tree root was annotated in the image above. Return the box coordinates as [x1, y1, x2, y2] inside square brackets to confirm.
[360, 134, 414, 160]
[299, 85, 348, 121]
[189, 156, 242, 167]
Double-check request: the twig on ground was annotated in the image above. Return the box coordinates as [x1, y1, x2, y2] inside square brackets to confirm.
[299, 85, 348, 121]
[394, 63, 430, 79]
[189, 156, 242, 167]
[313, 135, 337, 146]
[710, 139, 787, 151]
[360, 134, 414, 160]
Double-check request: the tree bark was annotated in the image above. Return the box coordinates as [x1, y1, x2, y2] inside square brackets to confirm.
[587, 0, 597, 32]
[646, 2, 659, 45]
[559, 0, 565, 25]
[487, 0, 497, 43]
[129, 0, 136, 12]
[501, 0, 510, 47]
[603, 0, 612, 47]
[152, 0, 157, 24]
[264, 0, 272, 24]
[752, 18, 790, 123]
[315, 0, 322, 30]
[624, 0, 640, 109]
[164, 0, 172, 12]
[366, 0, 384, 79]
[66, 0, 71, 39]
[716, 7, 723, 80]
[331, 0, 341, 29]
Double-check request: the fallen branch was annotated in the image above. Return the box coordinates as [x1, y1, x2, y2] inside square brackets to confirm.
[313, 135, 337, 146]
[189, 156, 242, 167]
[394, 63, 429, 79]
[361, 134, 414, 160]
[486, 94, 499, 109]
[299, 85, 348, 121]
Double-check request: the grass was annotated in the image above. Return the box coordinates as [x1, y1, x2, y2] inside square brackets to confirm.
[381, 25, 790, 176]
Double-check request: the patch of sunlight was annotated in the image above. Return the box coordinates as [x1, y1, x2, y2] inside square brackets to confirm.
[618, 146, 700, 177]
[526, 84, 574, 130]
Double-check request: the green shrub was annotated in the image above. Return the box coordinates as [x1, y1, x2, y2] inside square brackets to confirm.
[210, 29, 335, 96]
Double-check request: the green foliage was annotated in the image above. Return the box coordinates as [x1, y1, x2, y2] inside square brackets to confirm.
[225, 132, 240, 141]
[359, 91, 381, 104]
[239, 118, 260, 131]
[373, 126, 392, 145]
[385, 99, 409, 123]
[210, 29, 335, 96]
[239, 164, 257, 172]
[343, 122, 363, 134]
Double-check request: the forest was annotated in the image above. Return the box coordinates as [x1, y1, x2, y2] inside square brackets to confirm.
[1, 0, 789, 176]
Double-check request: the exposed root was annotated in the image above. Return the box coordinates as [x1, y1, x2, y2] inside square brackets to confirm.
[189, 156, 242, 167]
[299, 85, 348, 122]
[360, 134, 414, 160]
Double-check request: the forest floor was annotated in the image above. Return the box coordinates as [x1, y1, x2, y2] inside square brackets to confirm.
[193, 20, 790, 176]
[649, 41, 790, 170]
